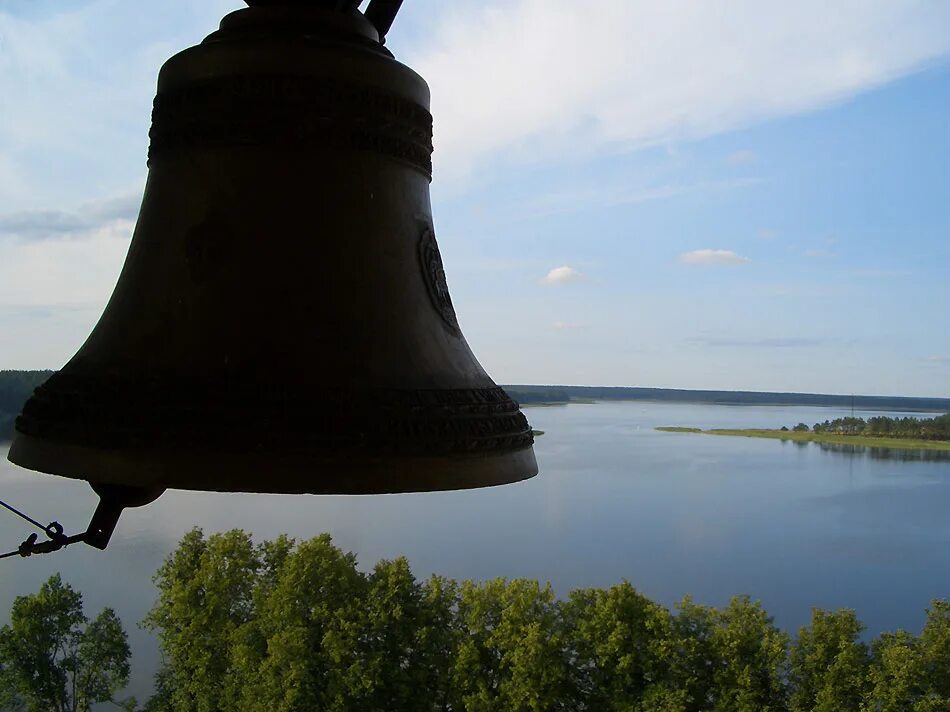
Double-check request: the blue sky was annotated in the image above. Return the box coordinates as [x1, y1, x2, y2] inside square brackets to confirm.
[1, 0, 948, 396]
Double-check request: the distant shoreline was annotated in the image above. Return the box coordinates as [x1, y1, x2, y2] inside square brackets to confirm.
[3, 370, 949, 441]
[656, 426, 950, 452]
[504, 384, 950, 413]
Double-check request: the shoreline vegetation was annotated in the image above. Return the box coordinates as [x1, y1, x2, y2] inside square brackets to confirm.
[504, 384, 950, 412]
[658, 413, 950, 452]
[657, 427, 950, 452]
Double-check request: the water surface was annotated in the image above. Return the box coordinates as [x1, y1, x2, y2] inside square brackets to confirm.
[2, 401, 949, 700]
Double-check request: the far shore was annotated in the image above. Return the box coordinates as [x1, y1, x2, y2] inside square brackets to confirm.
[656, 427, 950, 452]
[520, 399, 596, 408]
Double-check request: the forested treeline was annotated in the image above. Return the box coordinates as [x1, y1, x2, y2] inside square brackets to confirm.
[505, 384, 950, 412]
[0, 370, 51, 440]
[3, 372, 949, 442]
[138, 529, 950, 712]
[800, 414, 950, 441]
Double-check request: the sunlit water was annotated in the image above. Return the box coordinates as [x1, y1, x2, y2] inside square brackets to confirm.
[2, 401, 949, 701]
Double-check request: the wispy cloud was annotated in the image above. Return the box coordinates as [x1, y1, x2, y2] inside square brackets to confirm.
[0, 221, 131, 308]
[540, 265, 584, 285]
[680, 249, 751, 266]
[0, 194, 139, 240]
[727, 149, 757, 164]
[689, 337, 825, 348]
[411, 1, 950, 179]
[0, 195, 135, 309]
[0, 1, 243, 207]
[804, 248, 835, 258]
[925, 355, 950, 364]
[553, 321, 589, 331]
[849, 268, 913, 278]
[520, 177, 763, 219]
[754, 283, 848, 299]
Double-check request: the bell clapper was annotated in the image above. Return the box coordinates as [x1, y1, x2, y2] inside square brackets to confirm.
[0, 484, 164, 558]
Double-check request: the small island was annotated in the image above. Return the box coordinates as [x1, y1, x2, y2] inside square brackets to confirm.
[658, 414, 950, 452]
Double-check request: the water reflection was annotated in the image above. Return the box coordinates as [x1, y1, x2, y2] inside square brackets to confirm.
[813, 441, 950, 462]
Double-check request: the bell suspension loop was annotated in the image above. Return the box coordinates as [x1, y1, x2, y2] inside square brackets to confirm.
[363, 0, 404, 40]
[243, 0, 404, 42]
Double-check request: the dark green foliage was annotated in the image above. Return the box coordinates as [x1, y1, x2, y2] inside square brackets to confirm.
[504, 387, 573, 405]
[808, 414, 950, 441]
[864, 600, 950, 710]
[793, 423, 810, 432]
[502, 384, 950, 412]
[0, 370, 52, 440]
[709, 596, 788, 711]
[142, 529, 950, 711]
[450, 578, 571, 711]
[563, 582, 671, 708]
[789, 608, 870, 711]
[0, 573, 131, 712]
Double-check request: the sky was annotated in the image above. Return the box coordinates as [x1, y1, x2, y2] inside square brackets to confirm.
[0, 0, 949, 397]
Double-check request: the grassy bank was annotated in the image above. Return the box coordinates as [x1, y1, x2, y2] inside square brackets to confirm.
[656, 427, 950, 452]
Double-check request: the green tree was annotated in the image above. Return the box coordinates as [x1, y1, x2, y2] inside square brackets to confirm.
[564, 581, 672, 710]
[789, 608, 870, 711]
[664, 596, 719, 711]
[244, 534, 368, 711]
[864, 630, 925, 711]
[863, 601, 950, 711]
[709, 596, 788, 712]
[142, 528, 264, 712]
[341, 557, 448, 710]
[0, 573, 131, 712]
[450, 578, 571, 711]
[417, 575, 463, 710]
[142, 529, 950, 712]
[913, 599, 950, 710]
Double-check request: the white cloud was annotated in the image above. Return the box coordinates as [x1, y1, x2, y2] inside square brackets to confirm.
[0, 193, 140, 240]
[926, 355, 950, 364]
[552, 321, 589, 331]
[0, 1, 244, 208]
[680, 249, 751, 266]
[540, 265, 584, 285]
[410, 0, 950, 180]
[804, 248, 835, 258]
[0, 220, 131, 308]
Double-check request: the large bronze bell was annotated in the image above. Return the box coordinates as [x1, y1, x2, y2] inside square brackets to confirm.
[6, 0, 537, 549]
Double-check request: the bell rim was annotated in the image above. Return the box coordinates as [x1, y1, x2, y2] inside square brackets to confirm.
[7, 433, 539, 495]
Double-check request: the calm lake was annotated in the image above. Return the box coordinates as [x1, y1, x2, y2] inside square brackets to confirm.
[3, 400, 950, 701]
